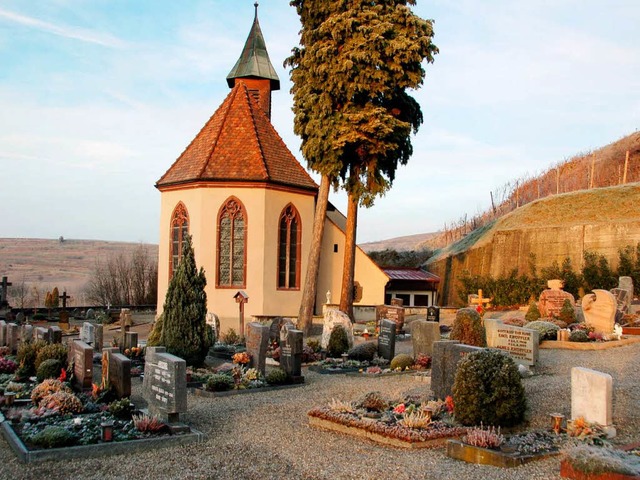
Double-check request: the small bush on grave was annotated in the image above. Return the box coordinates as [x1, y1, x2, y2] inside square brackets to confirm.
[0, 357, 18, 374]
[36, 359, 63, 382]
[220, 328, 242, 346]
[306, 339, 321, 353]
[28, 426, 76, 449]
[453, 349, 527, 427]
[146, 313, 164, 346]
[327, 325, 350, 358]
[39, 391, 84, 415]
[450, 308, 486, 347]
[108, 398, 134, 419]
[34, 343, 68, 371]
[524, 320, 559, 342]
[265, 368, 289, 386]
[356, 391, 389, 412]
[17, 340, 47, 376]
[524, 301, 541, 323]
[558, 299, 577, 325]
[205, 374, 234, 392]
[569, 329, 590, 342]
[390, 353, 414, 370]
[31, 379, 71, 404]
[347, 342, 377, 361]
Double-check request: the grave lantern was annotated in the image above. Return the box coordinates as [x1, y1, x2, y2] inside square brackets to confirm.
[101, 421, 114, 442]
[233, 291, 249, 337]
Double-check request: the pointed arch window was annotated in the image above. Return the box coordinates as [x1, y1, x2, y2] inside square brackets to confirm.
[277, 204, 301, 290]
[169, 202, 189, 279]
[217, 197, 246, 287]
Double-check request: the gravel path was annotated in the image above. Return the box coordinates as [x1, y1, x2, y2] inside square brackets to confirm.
[1, 341, 639, 480]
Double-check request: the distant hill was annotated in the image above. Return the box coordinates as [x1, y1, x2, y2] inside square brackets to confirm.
[0, 238, 158, 306]
[359, 232, 439, 252]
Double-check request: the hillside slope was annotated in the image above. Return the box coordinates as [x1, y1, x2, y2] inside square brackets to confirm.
[426, 183, 640, 305]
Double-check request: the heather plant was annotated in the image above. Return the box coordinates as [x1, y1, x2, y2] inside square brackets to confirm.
[327, 325, 350, 358]
[328, 398, 355, 413]
[31, 379, 71, 404]
[133, 413, 166, 433]
[450, 308, 486, 347]
[463, 424, 504, 449]
[39, 391, 83, 415]
[357, 391, 389, 413]
[0, 357, 17, 374]
[453, 350, 526, 427]
[28, 426, 76, 449]
[569, 329, 590, 342]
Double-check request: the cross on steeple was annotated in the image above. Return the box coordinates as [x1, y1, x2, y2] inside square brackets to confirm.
[59, 291, 70, 309]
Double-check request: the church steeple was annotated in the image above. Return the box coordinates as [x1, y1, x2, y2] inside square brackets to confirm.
[226, 3, 280, 118]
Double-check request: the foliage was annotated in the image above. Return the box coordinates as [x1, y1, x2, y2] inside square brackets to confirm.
[39, 391, 84, 415]
[398, 411, 431, 429]
[28, 426, 76, 449]
[524, 301, 541, 322]
[205, 374, 234, 392]
[558, 299, 577, 324]
[306, 339, 321, 353]
[328, 398, 355, 413]
[0, 357, 18, 374]
[31, 379, 71, 404]
[452, 350, 526, 427]
[567, 416, 608, 444]
[413, 354, 432, 369]
[265, 368, 289, 386]
[132, 413, 166, 433]
[34, 343, 68, 372]
[390, 354, 414, 371]
[147, 313, 163, 346]
[458, 269, 543, 307]
[569, 329, 590, 342]
[582, 251, 617, 292]
[357, 391, 389, 413]
[149, 234, 211, 366]
[450, 308, 486, 347]
[347, 342, 378, 362]
[503, 430, 564, 455]
[17, 340, 47, 376]
[367, 249, 434, 268]
[524, 320, 559, 342]
[463, 424, 504, 449]
[51, 287, 60, 308]
[232, 352, 250, 365]
[220, 328, 242, 346]
[327, 325, 350, 358]
[108, 398, 134, 419]
[36, 359, 63, 382]
[563, 444, 640, 476]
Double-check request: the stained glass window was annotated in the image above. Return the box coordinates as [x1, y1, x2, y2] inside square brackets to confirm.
[217, 198, 246, 287]
[169, 203, 189, 279]
[277, 204, 300, 289]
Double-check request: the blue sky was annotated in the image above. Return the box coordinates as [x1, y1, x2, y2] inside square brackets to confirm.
[0, 1, 638, 245]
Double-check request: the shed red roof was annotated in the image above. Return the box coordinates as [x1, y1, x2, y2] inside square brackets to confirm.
[382, 267, 440, 283]
[156, 81, 317, 191]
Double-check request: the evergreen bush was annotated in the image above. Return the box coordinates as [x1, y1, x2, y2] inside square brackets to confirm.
[28, 426, 76, 449]
[16, 340, 47, 376]
[36, 359, 63, 382]
[265, 368, 289, 386]
[524, 301, 541, 323]
[524, 320, 559, 342]
[327, 325, 350, 358]
[569, 330, 590, 342]
[558, 299, 577, 325]
[453, 349, 527, 427]
[390, 353, 414, 370]
[450, 308, 486, 347]
[34, 343, 68, 371]
[205, 374, 234, 392]
[347, 342, 377, 361]
[147, 234, 211, 366]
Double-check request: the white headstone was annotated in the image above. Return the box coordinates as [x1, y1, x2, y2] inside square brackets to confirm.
[485, 318, 539, 366]
[571, 367, 614, 435]
[582, 290, 616, 335]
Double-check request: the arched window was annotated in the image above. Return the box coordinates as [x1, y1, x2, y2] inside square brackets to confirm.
[277, 204, 301, 290]
[169, 202, 189, 279]
[217, 197, 246, 287]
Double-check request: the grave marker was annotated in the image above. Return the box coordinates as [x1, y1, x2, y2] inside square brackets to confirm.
[81, 322, 95, 345]
[469, 289, 492, 310]
[143, 346, 187, 423]
[484, 318, 539, 366]
[321, 310, 354, 349]
[58, 310, 70, 330]
[378, 319, 397, 361]
[538, 280, 575, 318]
[582, 290, 616, 335]
[431, 340, 484, 400]
[0, 276, 12, 306]
[411, 320, 440, 357]
[376, 305, 404, 334]
[610, 288, 632, 316]
[426, 306, 440, 323]
[72, 340, 94, 390]
[109, 351, 131, 398]
[245, 322, 269, 376]
[48, 326, 62, 344]
[94, 324, 104, 351]
[7, 323, 19, 353]
[124, 331, 138, 352]
[0, 320, 6, 347]
[15, 312, 25, 324]
[21, 324, 33, 343]
[280, 329, 304, 381]
[571, 367, 615, 436]
[35, 326, 49, 342]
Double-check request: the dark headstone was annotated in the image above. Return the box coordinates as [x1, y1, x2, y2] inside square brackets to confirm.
[377, 319, 397, 361]
[427, 306, 440, 323]
[94, 324, 104, 352]
[376, 305, 405, 334]
[431, 340, 484, 400]
[246, 322, 269, 376]
[59, 310, 70, 328]
[411, 320, 440, 357]
[269, 317, 286, 343]
[7, 323, 19, 353]
[124, 331, 138, 352]
[279, 320, 296, 345]
[142, 346, 187, 423]
[610, 288, 631, 315]
[0, 320, 6, 347]
[48, 326, 62, 344]
[109, 351, 131, 398]
[15, 312, 25, 324]
[280, 329, 304, 379]
[72, 340, 94, 390]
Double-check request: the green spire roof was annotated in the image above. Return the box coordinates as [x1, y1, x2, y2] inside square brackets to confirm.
[226, 3, 280, 90]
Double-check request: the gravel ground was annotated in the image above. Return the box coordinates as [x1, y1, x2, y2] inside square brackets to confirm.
[1, 339, 639, 480]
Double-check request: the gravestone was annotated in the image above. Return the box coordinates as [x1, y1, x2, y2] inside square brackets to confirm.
[245, 322, 269, 376]
[59, 311, 70, 329]
[538, 280, 575, 318]
[0, 320, 6, 347]
[21, 324, 34, 343]
[582, 290, 616, 335]
[571, 367, 615, 436]
[206, 312, 220, 343]
[426, 306, 440, 323]
[269, 317, 286, 343]
[48, 326, 62, 344]
[485, 318, 539, 366]
[72, 340, 94, 390]
[390, 298, 404, 307]
[377, 319, 397, 361]
[376, 305, 404, 334]
[143, 346, 187, 423]
[35, 326, 49, 343]
[279, 320, 296, 345]
[86, 308, 96, 320]
[321, 310, 355, 349]
[280, 329, 304, 381]
[104, 348, 131, 398]
[411, 320, 440, 357]
[7, 323, 19, 353]
[81, 322, 95, 345]
[15, 312, 25, 324]
[0, 277, 11, 306]
[119, 308, 133, 347]
[619, 276, 634, 296]
[124, 331, 138, 352]
[610, 288, 631, 316]
[431, 340, 484, 400]
[94, 324, 104, 351]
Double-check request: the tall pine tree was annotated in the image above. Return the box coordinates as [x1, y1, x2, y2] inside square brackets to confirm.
[148, 233, 211, 366]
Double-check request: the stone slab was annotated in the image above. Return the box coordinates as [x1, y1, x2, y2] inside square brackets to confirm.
[321, 310, 355, 349]
[376, 305, 405, 333]
[411, 320, 440, 357]
[72, 340, 94, 390]
[571, 367, 613, 428]
[582, 290, 617, 335]
[485, 318, 539, 366]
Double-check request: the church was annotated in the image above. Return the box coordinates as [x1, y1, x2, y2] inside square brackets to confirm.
[155, 6, 389, 333]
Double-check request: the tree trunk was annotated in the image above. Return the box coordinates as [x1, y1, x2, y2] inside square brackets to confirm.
[339, 192, 358, 320]
[297, 174, 331, 335]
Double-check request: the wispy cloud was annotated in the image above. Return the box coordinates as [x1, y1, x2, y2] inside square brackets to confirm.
[0, 8, 126, 48]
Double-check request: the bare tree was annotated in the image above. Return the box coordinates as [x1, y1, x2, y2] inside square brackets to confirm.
[8, 275, 29, 310]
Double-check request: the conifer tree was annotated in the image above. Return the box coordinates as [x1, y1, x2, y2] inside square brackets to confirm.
[51, 286, 60, 308]
[148, 233, 210, 366]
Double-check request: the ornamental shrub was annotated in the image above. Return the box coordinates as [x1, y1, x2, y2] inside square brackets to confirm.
[265, 368, 289, 386]
[108, 398, 134, 419]
[17, 340, 47, 376]
[29, 426, 76, 449]
[205, 374, 234, 392]
[34, 343, 68, 371]
[450, 308, 486, 347]
[31, 379, 71, 404]
[452, 349, 527, 427]
[524, 301, 541, 323]
[148, 234, 211, 366]
[357, 391, 389, 412]
[569, 330, 590, 342]
[524, 320, 559, 342]
[327, 325, 350, 358]
[558, 299, 577, 325]
[36, 359, 63, 382]
[390, 353, 414, 370]
[347, 342, 377, 361]
[40, 391, 84, 415]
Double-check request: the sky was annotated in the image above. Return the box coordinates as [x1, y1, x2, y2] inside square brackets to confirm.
[0, 1, 638, 245]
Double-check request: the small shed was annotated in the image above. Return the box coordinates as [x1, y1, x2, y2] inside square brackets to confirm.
[382, 267, 440, 307]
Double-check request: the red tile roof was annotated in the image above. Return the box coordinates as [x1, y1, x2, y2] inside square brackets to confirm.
[156, 81, 317, 191]
[382, 267, 440, 283]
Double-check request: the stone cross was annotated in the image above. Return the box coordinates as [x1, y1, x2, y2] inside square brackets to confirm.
[0, 276, 11, 305]
[58, 291, 70, 309]
[469, 289, 492, 310]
